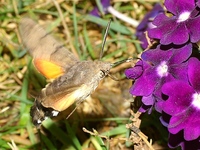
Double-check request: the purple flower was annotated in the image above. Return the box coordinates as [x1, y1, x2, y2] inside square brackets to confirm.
[148, 0, 200, 45]
[136, 3, 164, 49]
[125, 44, 192, 113]
[160, 57, 200, 141]
[90, 0, 110, 17]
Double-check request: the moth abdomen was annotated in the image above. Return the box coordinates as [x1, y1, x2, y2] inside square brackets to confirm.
[30, 99, 59, 127]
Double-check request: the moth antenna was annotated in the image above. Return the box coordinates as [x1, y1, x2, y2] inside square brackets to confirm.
[99, 19, 112, 60]
[111, 58, 133, 67]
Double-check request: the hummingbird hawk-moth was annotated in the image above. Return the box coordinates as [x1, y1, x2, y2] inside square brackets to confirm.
[19, 18, 112, 127]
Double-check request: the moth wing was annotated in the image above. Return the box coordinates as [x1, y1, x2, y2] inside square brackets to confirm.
[19, 18, 79, 79]
[41, 84, 87, 111]
[33, 59, 64, 79]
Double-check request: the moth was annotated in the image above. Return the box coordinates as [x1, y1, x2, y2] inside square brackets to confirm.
[19, 18, 113, 127]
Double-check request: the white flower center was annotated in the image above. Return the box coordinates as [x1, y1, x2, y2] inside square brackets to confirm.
[157, 61, 168, 77]
[177, 11, 191, 23]
[192, 93, 200, 108]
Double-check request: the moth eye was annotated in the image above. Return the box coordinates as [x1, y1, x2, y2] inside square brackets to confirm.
[99, 70, 105, 78]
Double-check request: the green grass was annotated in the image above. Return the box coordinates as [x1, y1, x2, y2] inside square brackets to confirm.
[0, 0, 169, 150]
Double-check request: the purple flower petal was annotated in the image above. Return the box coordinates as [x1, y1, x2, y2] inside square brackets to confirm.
[141, 47, 173, 64]
[188, 57, 200, 90]
[165, 0, 195, 15]
[168, 44, 192, 64]
[187, 16, 200, 43]
[125, 60, 157, 96]
[125, 60, 149, 79]
[130, 72, 157, 96]
[168, 108, 200, 140]
[152, 13, 169, 26]
[148, 15, 178, 44]
[169, 62, 188, 81]
[142, 94, 154, 106]
[161, 81, 194, 115]
[161, 23, 189, 45]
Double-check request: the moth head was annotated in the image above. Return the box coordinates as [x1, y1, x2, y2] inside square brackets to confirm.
[95, 61, 112, 79]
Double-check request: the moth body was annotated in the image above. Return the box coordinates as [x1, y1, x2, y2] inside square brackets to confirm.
[20, 18, 112, 127]
[31, 60, 111, 126]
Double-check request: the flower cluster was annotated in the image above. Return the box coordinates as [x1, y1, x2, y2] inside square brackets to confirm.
[126, 0, 200, 149]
